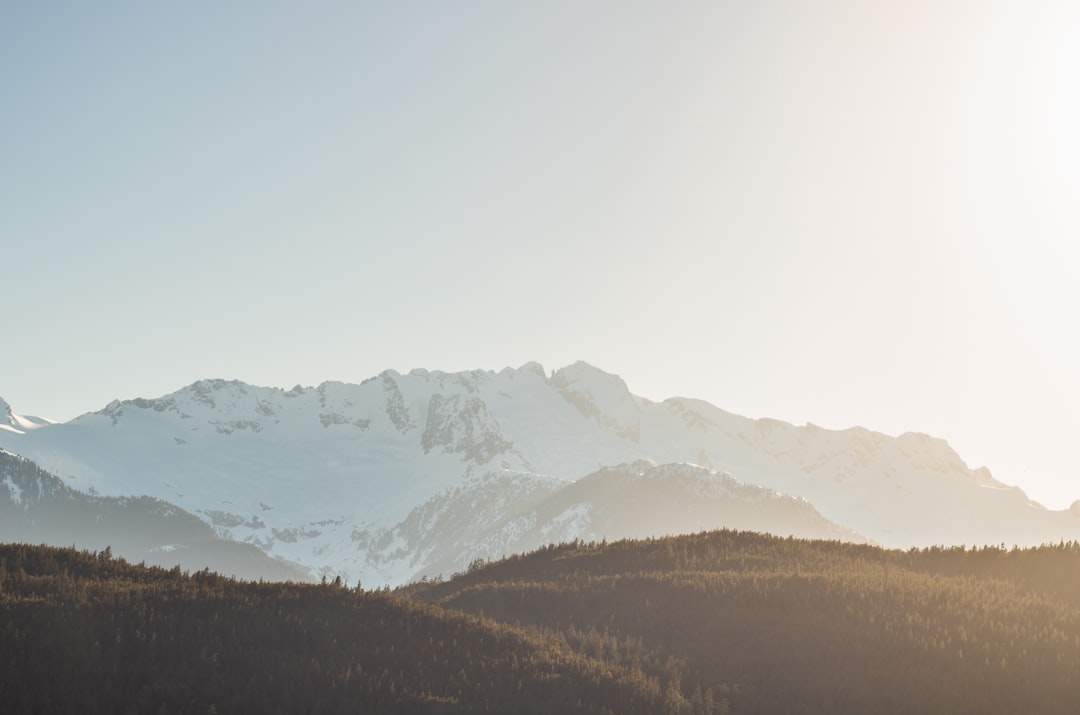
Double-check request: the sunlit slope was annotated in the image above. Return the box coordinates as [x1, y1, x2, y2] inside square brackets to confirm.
[415, 530, 1080, 715]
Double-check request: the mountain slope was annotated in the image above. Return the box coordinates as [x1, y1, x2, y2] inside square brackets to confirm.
[375, 462, 860, 582]
[0, 449, 309, 580]
[1, 361, 1077, 585]
[10, 535, 1080, 715]
[435, 461, 862, 577]
[0, 396, 53, 434]
[413, 530, 1080, 715]
[0, 543, 680, 715]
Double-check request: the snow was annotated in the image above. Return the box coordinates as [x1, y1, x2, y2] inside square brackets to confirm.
[2, 474, 23, 506]
[12, 414, 56, 431]
[544, 502, 593, 540]
[0, 397, 52, 434]
[1, 362, 1078, 586]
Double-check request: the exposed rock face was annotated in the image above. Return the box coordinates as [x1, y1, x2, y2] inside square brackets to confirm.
[421, 394, 513, 464]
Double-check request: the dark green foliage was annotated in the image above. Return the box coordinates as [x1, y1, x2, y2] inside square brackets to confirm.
[6, 532, 1080, 714]
[0, 544, 673, 714]
[412, 531, 1080, 715]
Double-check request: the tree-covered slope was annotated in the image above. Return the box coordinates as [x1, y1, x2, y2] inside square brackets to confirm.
[0, 544, 677, 715]
[6, 532, 1080, 714]
[413, 531, 1080, 715]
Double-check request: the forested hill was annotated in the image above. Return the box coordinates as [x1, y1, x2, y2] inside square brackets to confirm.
[0, 543, 674, 715]
[5, 534, 1080, 714]
[411, 531, 1080, 715]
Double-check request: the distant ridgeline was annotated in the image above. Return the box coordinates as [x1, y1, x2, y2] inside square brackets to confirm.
[4, 530, 1080, 714]
[0, 449, 309, 581]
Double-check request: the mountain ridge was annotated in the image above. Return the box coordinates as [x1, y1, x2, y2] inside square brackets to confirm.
[2, 361, 1077, 585]
[0, 448, 309, 580]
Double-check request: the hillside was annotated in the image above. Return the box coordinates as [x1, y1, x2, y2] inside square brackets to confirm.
[0, 543, 677, 715]
[0, 449, 309, 581]
[5, 533, 1080, 714]
[412, 531, 1080, 715]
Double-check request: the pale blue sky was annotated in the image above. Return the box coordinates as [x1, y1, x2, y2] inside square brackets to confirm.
[3, 1, 1078, 509]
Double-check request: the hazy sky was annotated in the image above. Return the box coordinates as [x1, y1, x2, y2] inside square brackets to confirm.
[3, 2, 1078, 509]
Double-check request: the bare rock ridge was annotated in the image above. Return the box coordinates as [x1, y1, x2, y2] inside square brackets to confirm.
[1, 361, 1077, 585]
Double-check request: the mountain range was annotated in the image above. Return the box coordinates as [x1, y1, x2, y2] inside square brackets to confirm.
[3, 361, 1077, 585]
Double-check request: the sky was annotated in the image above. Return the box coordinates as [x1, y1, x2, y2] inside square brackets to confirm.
[2, 1, 1078, 509]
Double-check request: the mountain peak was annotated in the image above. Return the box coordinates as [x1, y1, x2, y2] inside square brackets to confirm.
[182, 378, 252, 395]
[0, 397, 55, 433]
[0, 397, 14, 431]
[551, 360, 613, 382]
[551, 362, 641, 436]
[516, 361, 546, 378]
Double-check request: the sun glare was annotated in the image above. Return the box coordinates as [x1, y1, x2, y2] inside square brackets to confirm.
[1011, 3, 1080, 245]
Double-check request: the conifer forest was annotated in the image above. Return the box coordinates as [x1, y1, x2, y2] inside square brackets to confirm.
[3, 531, 1080, 713]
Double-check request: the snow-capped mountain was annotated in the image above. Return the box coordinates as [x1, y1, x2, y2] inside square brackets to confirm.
[0, 397, 54, 434]
[1, 361, 1077, 585]
[412, 460, 864, 580]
